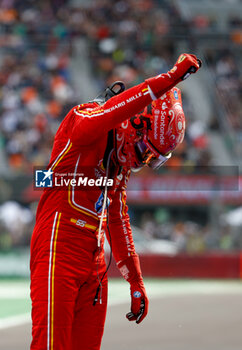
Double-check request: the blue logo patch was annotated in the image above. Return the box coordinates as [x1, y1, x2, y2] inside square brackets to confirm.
[35, 169, 53, 188]
[174, 89, 179, 100]
[95, 192, 110, 213]
[133, 291, 142, 298]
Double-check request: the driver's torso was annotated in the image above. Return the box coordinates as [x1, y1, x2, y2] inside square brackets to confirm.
[35, 103, 130, 235]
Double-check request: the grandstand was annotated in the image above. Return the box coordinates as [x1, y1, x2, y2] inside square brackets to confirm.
[0, 0, 241, 349]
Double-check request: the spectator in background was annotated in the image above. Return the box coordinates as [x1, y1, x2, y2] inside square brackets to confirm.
[0, 0, 216, 174]
[0, 0, 76, 172]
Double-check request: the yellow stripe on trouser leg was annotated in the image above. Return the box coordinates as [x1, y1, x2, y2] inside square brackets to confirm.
[51, 212, 61, 350]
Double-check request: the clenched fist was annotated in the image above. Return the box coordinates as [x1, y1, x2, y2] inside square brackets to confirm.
[169, 53, 202, 81]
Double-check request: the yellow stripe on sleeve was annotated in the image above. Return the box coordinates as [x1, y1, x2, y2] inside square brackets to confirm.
[74, 108, 104, 116]
[52, 143, 72, 170]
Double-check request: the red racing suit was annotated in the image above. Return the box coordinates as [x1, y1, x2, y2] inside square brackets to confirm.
[30, 54, 200, 350]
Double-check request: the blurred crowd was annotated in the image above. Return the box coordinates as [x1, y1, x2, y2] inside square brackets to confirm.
[0, 0, 215, 175]
[0, 0, 76, 173]
[0, 0, 241, 174]
[137, 208, 242, 253]
[0, 201, 34, 249]
[207, 48, 242, 159]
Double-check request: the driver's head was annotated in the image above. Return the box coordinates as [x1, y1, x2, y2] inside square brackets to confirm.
[116, 87, 185, 171]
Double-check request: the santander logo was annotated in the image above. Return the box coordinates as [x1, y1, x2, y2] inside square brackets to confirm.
[159, 111, 166, 145]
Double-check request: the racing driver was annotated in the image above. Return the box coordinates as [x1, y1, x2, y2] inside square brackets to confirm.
[30, 53, 201, 350]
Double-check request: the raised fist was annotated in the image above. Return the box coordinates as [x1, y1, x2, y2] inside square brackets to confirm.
[169, 53, 202, 81]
